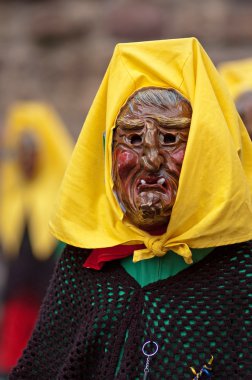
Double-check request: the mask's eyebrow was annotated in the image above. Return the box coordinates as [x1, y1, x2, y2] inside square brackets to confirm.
[154, 115, 191, 129]
[116, 115, 191, 130]
[116, 117, 145, 129]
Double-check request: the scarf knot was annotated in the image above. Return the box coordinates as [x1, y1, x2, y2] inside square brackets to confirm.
[144, 236, 167, 256]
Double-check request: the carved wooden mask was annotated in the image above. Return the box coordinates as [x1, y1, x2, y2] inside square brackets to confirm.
[112, 87, 192, 231]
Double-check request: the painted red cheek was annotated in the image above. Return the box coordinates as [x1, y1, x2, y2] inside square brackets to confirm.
[116, 149, 138, 179]
[171, 148, 186, 164]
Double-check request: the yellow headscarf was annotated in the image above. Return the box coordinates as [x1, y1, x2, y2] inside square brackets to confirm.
[219, 58, 252, 99]
[0, 102, 73, 259]
[49, 38, 252, 264]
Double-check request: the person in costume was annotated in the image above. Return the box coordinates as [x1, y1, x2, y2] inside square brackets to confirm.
[219, 58, 252, 139]
[0, 130, 8, 302]
[10, 38, 252, 379]
[0, 103, 73, 376]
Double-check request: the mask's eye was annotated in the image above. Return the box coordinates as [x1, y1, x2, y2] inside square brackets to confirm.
[160, 133, 176, 144]
[128, 134, 142, 145]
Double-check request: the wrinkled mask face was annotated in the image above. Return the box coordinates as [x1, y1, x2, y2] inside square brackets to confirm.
[112, 87, 192, 231]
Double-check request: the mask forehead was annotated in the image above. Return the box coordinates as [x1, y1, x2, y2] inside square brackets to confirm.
[118, 88, 191, 121]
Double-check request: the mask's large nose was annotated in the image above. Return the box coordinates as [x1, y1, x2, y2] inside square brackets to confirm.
[141, 123, 164, 171]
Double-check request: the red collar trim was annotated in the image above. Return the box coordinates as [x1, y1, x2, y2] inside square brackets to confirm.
[83, 227, 166, 270]
[83, 244, 145, 270]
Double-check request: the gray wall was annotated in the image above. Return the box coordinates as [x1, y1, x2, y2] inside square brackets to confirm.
[1, 0, 251, 138]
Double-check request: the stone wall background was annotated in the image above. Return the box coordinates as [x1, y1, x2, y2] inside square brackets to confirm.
[1, 0, 252, 139]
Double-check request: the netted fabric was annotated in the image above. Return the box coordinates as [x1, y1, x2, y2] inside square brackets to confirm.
[10, 242, 252, 379]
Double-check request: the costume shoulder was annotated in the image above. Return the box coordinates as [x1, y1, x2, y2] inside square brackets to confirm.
[9, 241, 252, 379]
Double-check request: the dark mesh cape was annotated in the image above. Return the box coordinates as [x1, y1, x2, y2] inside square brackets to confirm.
[10, 242, 252, 379]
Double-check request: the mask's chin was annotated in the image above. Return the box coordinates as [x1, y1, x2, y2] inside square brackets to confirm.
[127, 214, 169, 233]
[116, 182, 174, 232]
[125, 197, 171, 232]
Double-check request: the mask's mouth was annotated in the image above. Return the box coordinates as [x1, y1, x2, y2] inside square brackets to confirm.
[136, 176, 168, 194]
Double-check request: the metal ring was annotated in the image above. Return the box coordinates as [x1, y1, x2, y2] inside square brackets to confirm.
[142, 340, 159, 357]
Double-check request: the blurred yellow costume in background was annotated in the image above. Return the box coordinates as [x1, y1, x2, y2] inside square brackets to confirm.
[219, 58, 252, 139]
[0, 102, 73, 375]
[0, 102, 73, 259]
[219, 58, 252, 99]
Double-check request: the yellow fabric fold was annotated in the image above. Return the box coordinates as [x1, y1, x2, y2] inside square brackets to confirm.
[49, 38, 252, 264]
[0, 102, 73, 259]
[133, 240, 193, 265]
[218, 58, 252, 99]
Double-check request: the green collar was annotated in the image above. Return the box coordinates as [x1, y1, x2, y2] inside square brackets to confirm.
[120, 248, 214, 287]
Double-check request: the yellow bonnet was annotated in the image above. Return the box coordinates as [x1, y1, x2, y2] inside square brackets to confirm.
[49, 38, 252, 264]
